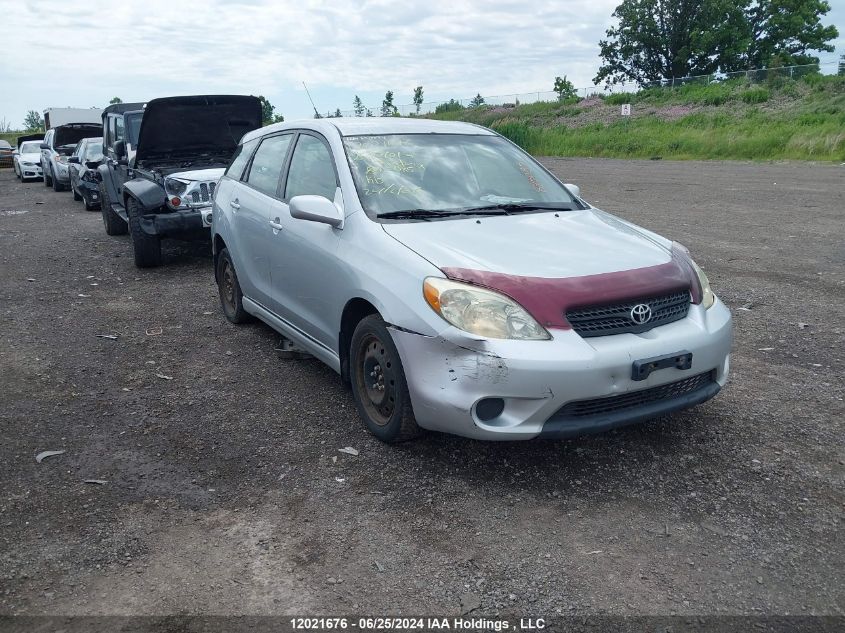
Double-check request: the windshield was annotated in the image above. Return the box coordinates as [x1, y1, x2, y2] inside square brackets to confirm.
[126, 112, 142, 146]
[20, 141, 41, 153]
[83, 141, 103, 160]
[343, 134, 574, 216]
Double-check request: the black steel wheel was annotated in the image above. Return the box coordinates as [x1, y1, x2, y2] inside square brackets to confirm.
[350, 315, 421, 442]
[216, 248, 252, 324]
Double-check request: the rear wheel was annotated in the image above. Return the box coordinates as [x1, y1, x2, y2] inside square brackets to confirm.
[350, 315, 421, 443]
[127, 197, 162, 268]
[216, 248, 252, 324]
[100, 181, 127, 235]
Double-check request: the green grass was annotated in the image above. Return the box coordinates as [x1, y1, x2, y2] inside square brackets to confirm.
[431, 74, 845, 161]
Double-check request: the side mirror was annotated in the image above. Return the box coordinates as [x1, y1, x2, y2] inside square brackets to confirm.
[289, 195, 343, 228]
[113, 140, 126, 159]
[40, 143, 49, 150]
[564, 183, 580, 199]
[68, 156, 80, 164]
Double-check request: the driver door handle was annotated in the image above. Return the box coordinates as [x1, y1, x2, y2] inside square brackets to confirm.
[230, 199, 240, 210]
[269, 218, 284, 231]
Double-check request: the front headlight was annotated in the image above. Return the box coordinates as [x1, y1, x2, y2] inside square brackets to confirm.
[423, 277, 550, 340]
[689, 257, 715, 309]
[164, 177, 189, 196]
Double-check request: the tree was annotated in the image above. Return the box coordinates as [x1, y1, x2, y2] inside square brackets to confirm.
[365, 109, 374, 117]
[594, 0, 747, 86]
[839, 53, 845, 76]
[334, 108, 343, 118]
[553, 75, 578, 100]
[257, 95, 277, 125]
[594, 0, 839, 86]
[272, 114, 285, 124]
[109, 97, 123, 104]
[434, 99, 465, 114]
[413, 86, 424, 114]
[23, 110, 44, 131]
[380, 91, 397, 117]
[353, 95, 365, 117]
[734, 0, 838, 70]
[469, 93, 485, 108]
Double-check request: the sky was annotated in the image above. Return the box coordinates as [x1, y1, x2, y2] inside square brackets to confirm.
[1, 0, 842, 128]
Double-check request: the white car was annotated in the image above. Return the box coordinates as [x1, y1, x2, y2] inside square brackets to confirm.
[13, 136, 44, 181]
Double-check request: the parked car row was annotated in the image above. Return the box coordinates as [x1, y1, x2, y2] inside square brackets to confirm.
[9, 97, 732, 443]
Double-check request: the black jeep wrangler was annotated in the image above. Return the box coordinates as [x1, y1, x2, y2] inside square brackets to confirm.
[98, 95, 262, 268]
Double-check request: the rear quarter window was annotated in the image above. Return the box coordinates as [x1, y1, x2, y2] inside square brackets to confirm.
[226, 138, 258, 180]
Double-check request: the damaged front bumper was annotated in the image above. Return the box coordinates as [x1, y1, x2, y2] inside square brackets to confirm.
[139, 207, 213, 237]
[389, 299, 732, 440]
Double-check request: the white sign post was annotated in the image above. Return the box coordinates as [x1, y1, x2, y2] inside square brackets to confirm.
[621, 103, 631, 116]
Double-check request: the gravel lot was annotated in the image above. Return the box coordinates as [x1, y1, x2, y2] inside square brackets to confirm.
[0, 159, 842, 618]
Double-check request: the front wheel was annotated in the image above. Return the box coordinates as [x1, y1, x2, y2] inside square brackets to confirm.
[99, 181, 127, 235]
[44, 167, 52, 187]
[72, 183, 82, 201]
[350, 315, 421, 443]
[52, 168, 64, 192]
[127, 197, 162, 268]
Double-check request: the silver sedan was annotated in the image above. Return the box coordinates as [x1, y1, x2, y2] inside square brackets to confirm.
[211, 118, 731, 442]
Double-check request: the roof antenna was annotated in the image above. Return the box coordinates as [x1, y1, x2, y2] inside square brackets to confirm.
[302, 82, 321, 118]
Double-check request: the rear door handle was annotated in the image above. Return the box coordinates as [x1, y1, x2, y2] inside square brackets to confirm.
[230, 199, 240, 210]
[269, 218, 284, 231]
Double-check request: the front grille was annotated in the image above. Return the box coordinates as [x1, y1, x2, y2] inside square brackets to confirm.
[200, 182, 209, 202]
[566, 290, 690, 337]
[556, 371, 715, 419]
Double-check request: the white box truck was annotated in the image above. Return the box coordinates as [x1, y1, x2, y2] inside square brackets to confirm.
[43, 107, 103, 130]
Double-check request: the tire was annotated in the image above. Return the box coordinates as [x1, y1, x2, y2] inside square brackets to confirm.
[126, 197, 162, 268]
[44, 166, 52, 187]
[14, 164, 20, 180]
[72, 183, 82, 201]
[350, 315, 421, 443]
[52, 167, 64, 192]
[216, 248, 252, 324]
[99, 181, 127, 235]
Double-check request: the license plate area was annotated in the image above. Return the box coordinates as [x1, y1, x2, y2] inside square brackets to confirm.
[632, 350, 692, 381]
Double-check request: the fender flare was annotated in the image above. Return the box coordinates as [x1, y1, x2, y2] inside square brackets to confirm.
[122, 178, 166, 212]
[96, 164, 120, 205]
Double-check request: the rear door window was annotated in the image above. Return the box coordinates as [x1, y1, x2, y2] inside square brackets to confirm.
[245, 134, 293, 197]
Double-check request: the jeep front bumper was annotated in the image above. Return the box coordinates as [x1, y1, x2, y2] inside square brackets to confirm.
[139, 208, 213, 237]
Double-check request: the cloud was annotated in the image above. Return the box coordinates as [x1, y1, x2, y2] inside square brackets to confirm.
[1, 0, 841, 125]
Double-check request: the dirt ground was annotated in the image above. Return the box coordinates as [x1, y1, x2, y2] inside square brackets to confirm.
[0, 159, 842, 619]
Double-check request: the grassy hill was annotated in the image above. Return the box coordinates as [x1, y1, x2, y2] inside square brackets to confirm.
[430, 74, 845, 161]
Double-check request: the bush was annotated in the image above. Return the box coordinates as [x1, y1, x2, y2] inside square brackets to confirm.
[741, 88, 770, 104]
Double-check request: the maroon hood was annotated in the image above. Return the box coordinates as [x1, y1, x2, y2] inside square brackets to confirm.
[443, 245, 702, 331]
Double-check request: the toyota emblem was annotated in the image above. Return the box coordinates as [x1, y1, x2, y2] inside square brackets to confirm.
[630, 303, 652, 325]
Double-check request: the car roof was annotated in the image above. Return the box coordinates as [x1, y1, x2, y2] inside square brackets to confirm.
[242, 117, 495, 143]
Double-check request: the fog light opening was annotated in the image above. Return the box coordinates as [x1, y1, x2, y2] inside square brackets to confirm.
[475, 397, 505, 422]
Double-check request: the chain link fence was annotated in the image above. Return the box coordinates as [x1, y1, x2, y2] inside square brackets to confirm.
[327, 61, 839, 118]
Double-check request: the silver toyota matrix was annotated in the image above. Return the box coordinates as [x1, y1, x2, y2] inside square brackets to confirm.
[212, 118, 732, 442]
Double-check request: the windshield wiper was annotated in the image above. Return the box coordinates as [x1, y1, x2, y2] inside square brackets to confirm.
[460, 202, 574, 213]
[378, 207, 527, 220]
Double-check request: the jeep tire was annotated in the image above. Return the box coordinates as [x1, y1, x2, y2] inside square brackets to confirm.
[127, 197, 162, 268]
[44, 167, 52, 187]
[100, 181, 127, 235]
